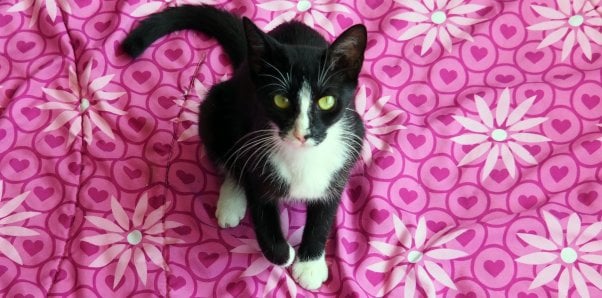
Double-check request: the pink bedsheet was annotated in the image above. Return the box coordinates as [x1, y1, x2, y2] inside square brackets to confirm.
[1, 0, 601, 297]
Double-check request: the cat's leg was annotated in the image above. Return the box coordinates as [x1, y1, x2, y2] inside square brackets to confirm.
[215, 175, 247, 228]
[293, 199, 339, 290]
[248, 198, 295, 267]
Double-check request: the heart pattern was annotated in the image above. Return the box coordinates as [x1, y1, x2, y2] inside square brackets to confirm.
[0, 0, 601, 297]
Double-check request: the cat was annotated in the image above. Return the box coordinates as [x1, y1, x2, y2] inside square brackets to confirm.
[122, 5, 366, 290]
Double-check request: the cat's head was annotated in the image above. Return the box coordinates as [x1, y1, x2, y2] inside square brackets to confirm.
[242, 18, 366, 148]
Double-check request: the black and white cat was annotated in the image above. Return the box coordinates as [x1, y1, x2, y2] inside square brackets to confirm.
[123, 5, 366, 290]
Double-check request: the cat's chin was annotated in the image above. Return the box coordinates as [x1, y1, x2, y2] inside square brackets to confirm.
[282, 138, 317, 149]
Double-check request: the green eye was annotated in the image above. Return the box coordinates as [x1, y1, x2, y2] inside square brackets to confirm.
[317, 96, 335, 110]
[274, 94, 290, 109]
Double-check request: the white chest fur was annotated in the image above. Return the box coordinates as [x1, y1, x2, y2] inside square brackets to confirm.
[269, 121, 350, 201]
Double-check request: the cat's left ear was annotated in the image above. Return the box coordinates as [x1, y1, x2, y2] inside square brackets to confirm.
[327, 24, 367, 79]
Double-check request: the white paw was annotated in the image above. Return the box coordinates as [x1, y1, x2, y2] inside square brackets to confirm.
[215, 177, 246, 228]
[283, 245, 295, 267]
[292, 255, 328, 290]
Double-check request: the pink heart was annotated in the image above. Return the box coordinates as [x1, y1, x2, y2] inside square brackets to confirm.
[581, 140, 601, 154]
[407, 133, 425, 149]
[369, 209, 389, 224]
[45, 135, 65, 148]
[470, 46, 487, 61]
[456, 229, 475, 246]
[124, 166, 142, 179]
[500, 24, 516, 39]
[94, 21, 111, 32]
[578, 191, 598, 206]
[458, 196, 477, 209]
[436, 114, 454, 125]
[365, 270, 385, 286]
[23, 240, 43, 256]
[439, 69, 457, 84]
[177, 170, 195, 184]
[519, 195, 537, 209]
[34, 186, 54, 201]
[374, 156, 394, 169]
[198, 252, 219, 267]
[21, 107, 40, 120]
[342, 238, 359, 253]
[582, 94, 600, 109]
[382, 65, 401, 77]
[153, 142, 171, 156]
[0, 14, 13, 27]
[408, 94, 426, 107]
[337, 15, 353, 28]
[389, 19, 407, 30]
[525, 51, 544, 63]
[158, 96, 175, 109]
[226, 281, 245, 296]
[128, 116, 146, 132]
[17, 41, 35, 53]
[9, 158, 29, 172]
[149, 195, 166, 209]
[80, 242, 99, 256]
[132, 71, 151, 84]
[97, 140, 116, 152]
[551, 119, 571, 134]
[549, 166, 568, 182]
[427, 220, 446, 232]
[490, 169, 508, 183]
[484, 260, 505, 277]
[399, 188, 418, 204]
[495, 74, 515, 83]
[430, 167, 449, 181]
[165, 49, 183, 61]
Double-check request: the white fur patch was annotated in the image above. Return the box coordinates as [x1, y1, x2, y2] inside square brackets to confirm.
[283, 244, 295, 267]
[215, 175, 247, 228]
[293, 81, 311, 139]
[270, 118, 350, 200]
[292, 254, 328, 290]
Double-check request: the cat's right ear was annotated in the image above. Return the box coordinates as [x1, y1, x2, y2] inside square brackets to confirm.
[243, 17, 274, 73]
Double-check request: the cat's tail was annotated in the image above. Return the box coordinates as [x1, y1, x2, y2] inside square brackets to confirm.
[122, 5, 245, 69]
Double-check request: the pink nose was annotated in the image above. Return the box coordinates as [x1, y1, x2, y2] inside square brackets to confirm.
[293, 131, 306, 143]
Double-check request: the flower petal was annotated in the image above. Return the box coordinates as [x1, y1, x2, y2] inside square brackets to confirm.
[89, 74, 114, 92]
[424, 261, 456, 289]
[530, 5, 567, 19]
[584, 26, 602, 45]
[0, 237, 23, 264]
[417, 266, 436, 298]
[474, 95, 494, 128]
[447, 16, 481, 25]
[415, 217, 427, 249]
[573, 267, 590, 298]
[511, 133, 551, 143]
[517, 233, 558, 250]
[558, 268, 570, 297]
[95, 101, 126, 115]
[81, 233, 124, 246]
[508, 117, 548, 132]
[263, 10, 296, 31]
[557, 0, 571, 15]
[231, 244, 258, 254]
[42, 88, 78, 103]
[438, 27, 453, 53]
[422, 27, 439, 55]
[529, 264, 561, 289]
[425, 248, 469, 260]
[561, 30, 576, 61]
[0, 192, 30, 219]
[0, 226, 38, 236]
[452, 116, 489, 133]
[507, 142, 538, 164]
[576, 29, 592, 60]
[95, 91, 126, 101]
[142, 243, 166, 269]
[566, 213, 581, 245]
[88, 110, 116, 139]
[399, 23, 432, 41]
[111, 196, 130, 231]
[7, 0, 34, 12]
[500, 144, 516, 178]
[537, 27, 570, 49]
[89, 244, 127, 267]
[481, 144, 499, 181]
[581, 254, 602, 264]
[85, 216, 124, 233]
[368, 110, 403, 127]
[451, 133, 489, 145]
[0, 211, 40, 225]
[264, 267, 280, 296]
[528, 20, 566, 31]
[402, 0, 430, 14]
[285, 273, 297, 298]
[579, 263, 602, 289]
[542, 211, 563, 246]
[355, 85, 367, 114]
[579, 240, 602, 252]
[257, 1, 296, 11]
[404, 268, 417, 298]
[130, 2, 163, 17]
[496, 88, 510, 126]
[380, 265, 407, 296]
[576, 222, 602, 245]
[370, 241, 401, 255]
[393, 12, 430, 22]
[448, 4, 484, 14]
[113, 248, 132, 289]
[457, 142, 491, 166]
[515, 252, 558, 264]
[365, 95, 392, 121]
[242, 258, 271, 277]
[311, 11, 335, 36]
[393, 214, 412, 248]
[132, 193, 148, 228]
[133, 248, 147, 285]
[446, 23, 473, 41]
[43, 110, 78, 132]
[428, 227, 463, 247]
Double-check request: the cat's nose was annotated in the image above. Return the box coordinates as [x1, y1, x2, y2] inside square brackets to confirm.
[293, 131, 307, 143]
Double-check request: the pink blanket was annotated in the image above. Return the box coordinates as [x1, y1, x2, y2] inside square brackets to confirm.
[1, 0, 601, 297]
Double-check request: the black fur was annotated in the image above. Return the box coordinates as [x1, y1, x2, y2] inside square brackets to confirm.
[123, 5, 366, 268]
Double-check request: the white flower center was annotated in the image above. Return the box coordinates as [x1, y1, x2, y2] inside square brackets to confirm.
[127, 230, 142, 245]
[560, 247, 577, 264]
[407, 250, 423, 263]
[80, 98, 90, 112]
[568, 15, 584, 27]
[491, 129, 508, 141]
[431, 11, 447, 24]
[297, 0, 311, 12]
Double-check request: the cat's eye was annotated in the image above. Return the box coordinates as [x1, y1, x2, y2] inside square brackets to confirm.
[274, 95, 290, 109]
[317, 96, 336, 110]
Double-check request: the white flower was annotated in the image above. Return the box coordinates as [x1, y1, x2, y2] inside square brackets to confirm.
[395, 0, 485, 54]
[230, 209, 302, 297]
[368, 216, 469, 297]
[38, 61, 126, 147]
[528, 0, 602, 61]
[8, 0, 71, 27]
[516, 211, 602, 297]
[355, 85, 406, 164]
[0, 181, 41, 265]
[451, 88, 550, 181]
[81, 194, 184, 288]
[258, 0, 350, 35]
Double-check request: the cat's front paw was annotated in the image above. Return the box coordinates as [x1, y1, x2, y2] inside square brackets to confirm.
[292, 255, 328, 290]
[215, 178, 247, 228]
[263, 242, 295, 267]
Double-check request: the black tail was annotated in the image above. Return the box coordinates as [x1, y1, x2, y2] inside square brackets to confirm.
[122, 5, 246, 69]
